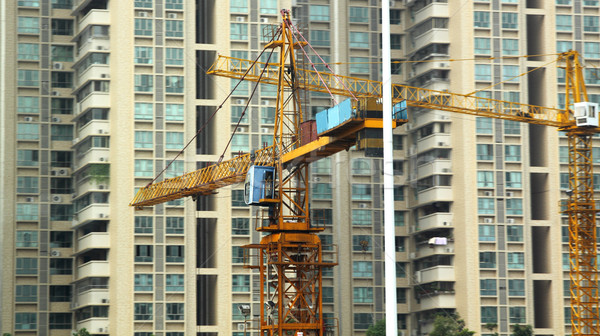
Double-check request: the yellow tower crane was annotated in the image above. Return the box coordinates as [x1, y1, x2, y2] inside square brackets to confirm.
[131, 11, 599, 336]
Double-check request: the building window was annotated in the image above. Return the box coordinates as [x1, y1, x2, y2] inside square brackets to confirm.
[17, 43, 39, 60]
[501, 13, 518, 29]
[474, 11, 490, 28]
[135, 103, 154, 120]
[507, 252, 525, 269]
[504, 119, 520, 134]
[166, 274, 184, 291]
[585, 42, 600, 59]
[352, 235, 372, 252]
[51, 45, 74, 62]
[260, 0, 276, 14]
[478, 198, 495, 215]
[166, 303, 184, 320]
[509, 279, 525, 296]
[165, 160, 183, 179]
[480, 252, 496, 268]
[477, 144, 493, 160]
[165, 0, 182, 9]
[134, 216, 153, 234]
[310, 5, 330, 21]
[50, 125, 73, 141]
[134, 159, 154, 177]
[15, 312, 37, 330]
[479, 225, 495, 242]
[353, 287, 373, 303]
[354, 313, 373, 330]
[396, 262, 407, 278]
[557, 40, 573, 54]
[134, 131, 153, 149]
[165, 103, 183, 121]
[166, 245, 184, 262]
[51, 19, 73, 35]
[17, 96, 40, 114]
[232, 218, 249, 235]
[477, 171, 494, 188]
[349, 7, 368, 23]
[352, 209, 371, 226]
[134, 303, 153, 320]
[51, 0, 72, 8]
[165, 131, 184, 149]
[481, 306, 498, 323]
[165, 20, 183, 37]
[17, 177, 39, 194]
[19, 0, 40, 7]
[49, 258, 72, 275]
[135, 0, 152, 7]
[232, 274, 250, 292]
[474, 37, 491, 55]
[230, 0, 248, 12]
[16, 258, 37, 275]
[556, 15, 572, 31]
[135, 245, 153, 262]
[134, 274, 153, 291]
[353, 261, 373, 277]
[475, 64, 491, 81]
[135, 47, 153, 64]
[506, 198, 523, 215]
[166, 217, 184, 234]
[394, 186, 405, 201]
[502, 65, 520, 82]
[49, 313, 71, 329]
[135, 18, 153, 36]
[310, 30, 330, 46]
[135, 74, 153, 92]
[18, 150, 38, 167]
[49, 285, 71, 302]
[312, 183, 332, 199]
[351, 158, 371, 175]
[505, 171, 523, 189]
[230, 23, 248, 40]
[584, 16, 600, 32]
[312, 209, 332, 226]
[50, 205, 73, 221]
[349, 32, 369, 48]
[507, 225, 524, 242]
[18, 69, 39, 87]
[16, 285, 37, 302]
[480, 279, 497, 296]
[18, 17, 40, 34]
[502, 39, 519, 55]
[352, 184, 372, 200]
[17, 203, 39, 221]
[391, 34, 402, 49]
[165, 76, 184, 93]
[232, 246, 244, 263]
[509, 307, 526, 324]
[395, 211, 405, 227]
[51, 98, 73, 115]
[232, 190, 245, 207]
[16, 230, 38, 247]
[165, 48, 184, 65]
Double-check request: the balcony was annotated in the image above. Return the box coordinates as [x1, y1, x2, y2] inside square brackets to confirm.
[72, 288, 109, 309]
[415, 240, 454, 259]
[77, 119, 110, 139]
[73, 204, 110, 227]
[416, 186, 453, 204]
[417, 212, 453, 232]
[415, 265, 455, 284]
[77, 261, 109, 279]
[77, 232, 110, 254]
[412, 59, 451, 79]
[417, 134, 451, 152]
[74, 148, 110, 169]
[75, 178, 110, 195]
[412, 29, 449, 53]
[77, 10, 110, 33]
[411, 111, 451, 129]
[77, 93, 110, 115]
[412, 3, 448, 26]
[417, 292, 455, 311]
[77, 38, 110, 59]
[419, 79, 450, 92]
[416, 159, 452, 178]
[76, 318, 109, 335]
[76, 64, 110, 88]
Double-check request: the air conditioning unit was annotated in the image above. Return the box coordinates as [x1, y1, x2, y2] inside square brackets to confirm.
[359, 203, 369, 208]
[52, 91, 61, 96]
[442, 168, 451, 173]
[443, 221, 450, 226]
[409, 252, 417, 259]
[52, 117, 61, 122]
[51, 250, 61, 257]
[507, 218, 515, 224]
[100, 74, 109, 78]
[484, 191, 493, 196]
[262, 100, 270, 105]
[97, 46, 105, 50]
[237, 127, 247, 133]
[439, 62, 448, 68]
[53, 62, 64, 70]
[445, 247, 454, 253]
[98, 328, 105, 333]
[57, 168, 69, 176]
[313, 177, 321, 182]
[98, 129, 106, 134]
[236, 16, 246, 22]
[101, 298, 109, 303]
[138, 11, 148, 17]
[261, 127, 270, 133]
[24, 117, 34, 122]
[237, 323, 246, 331]
[261, 18, 269, 23]
[168, 13, 177, 19]
[99, 157, 107, 162]
[99, 213, 106, 218]
[98, 184, 106, 190]
[52, 195, 62, 202]
[236, 99, 246, 104]
[506, 191, 514, 197]
[25, 197, 35, 203]
[438, 142, 447, 146]
[484, 218, 493, 224]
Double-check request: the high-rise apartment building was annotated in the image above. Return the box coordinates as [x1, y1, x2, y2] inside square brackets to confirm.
[2, 0, 600, 336]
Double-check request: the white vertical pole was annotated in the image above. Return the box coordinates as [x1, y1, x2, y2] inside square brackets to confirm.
[381, 0, 398, 335]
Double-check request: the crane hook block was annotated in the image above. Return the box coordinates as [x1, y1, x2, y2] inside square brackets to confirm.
[244, 165, 276, 205]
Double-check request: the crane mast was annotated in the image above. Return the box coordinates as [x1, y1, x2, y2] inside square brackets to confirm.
[130, 9, 600, 335]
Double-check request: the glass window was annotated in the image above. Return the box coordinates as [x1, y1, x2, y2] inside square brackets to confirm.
[135, 245, 153, 262]
[354, 313, 373, 330]
[310, 5, 330, 21]
[556, 15, 572, 31]
[17, 177, 39, 194]
[49, 285, 72, 302]
[502, 13, 518, 29]
[474, 11, 490, 28]
[165, 104, 183, 121]
[135, 19, 153, 36]
[135, 216, 153, 234]
[50, 258, 73, 275]
[51, 19, 73, 35]
[310, 30, 330, 46]
[394, 186, 405, 201]
[480, 279, 497, 296]
[166, 245, 184, 262]
[134, 274, 153, 291]
[16, 285, 37, 302]
[584, 16, 599, 32]
[391, 34, 402, 49]
[349, 32, 369, 48]
[507, 252, 525, 269]
[135, 74, 153, 92]
[166, 48, 184, 65]
[478, 198, 495, 215]
[481, 306, 498, 323]
[166, 20, 183, 37]
[16, 257, 38, 274]
[352, 209, 371, 226]
[502, 39, 519, 55]
[479, 225, 495, 242]
[395, 211, 405, 227]
[476, 117, 492, 134]
[353, 261, 373, 277]
[505, 172, 522, 188]
[166, 217, 184, 234]
[260, 0, 277, 14]
[16, 230, 38, 248]
[231, 0, 248, 13]
[134, 303, 153, 320]
[135, 103, 154, 120]
[231, 134, 249, 152]
[507, 225, 523, 242]
[166, 274, 184, 291]
[51, 98, 73, 115]
[261, 107, 275, 124]
[396, 262, 407, 278]
[505, 145, 521, 161]
[134, 131, 153, 149]
[474, 38, 491, 55]
[18, 43, 39, 60]
[18, 17, 40, 34]
[477, 171, 494, 188]
[480, 251, 496, 268]
[17, 96, 39, 114]
[18, 69, 39, 87]
[15, 312, 37, 330]
[165, 132, 183, 149]
[19, 0, 40, 7]
[312, 208, 332, 225]
[135, 0, 152, 8]
[509, 307, 526, 324]
[349, 7, 369, 23]
[504, 120, 520, 134]
[18, 150, 39, 167]
[135, 47, 153, 64]
[134, 159, 153, 177]
[352, 235, 372, 251]
[312, 183, 332, 199]
[50, 125, 73, 141]
[231, 106, 249, 124]
[509, 279, 525, 296]
[557, 40, 573, 54]
[17, 203, 39, 221]
[477, 144, 493, 161]
[231, 23, 248, 40]
[232, 246, 244, 263]
[51, 72, 73, 88]
[165, 160, 183, 178]
[166, 76, 184, 93]
[350, 57, 370, 74]
[232, 190, 246, 207]
[49, 231, 72, 248]
[352, 184, 372, 200]
[165, 0, 182, 9]
[232, 218, 249, 235]
[475, 64, 491, 81]
[52, 0, 72, 8]
[353, 287, 373, 303]
[390, 9, 401, 24]
[506, 198, 523, 215]
[352, 159, 371, 175]
[232, 274, 250, 292]
[585, 42, 600, 59]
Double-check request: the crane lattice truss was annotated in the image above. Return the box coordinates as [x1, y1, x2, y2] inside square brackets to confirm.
[130, 10, 600, 336]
